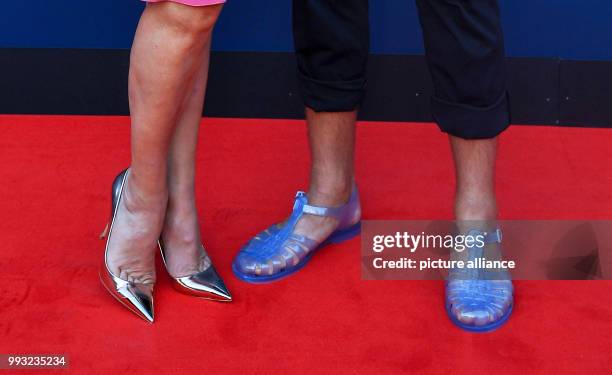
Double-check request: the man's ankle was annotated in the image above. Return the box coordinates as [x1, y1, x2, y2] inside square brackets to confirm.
[454, 194, 497, 222]
[307, 178, 353, 207]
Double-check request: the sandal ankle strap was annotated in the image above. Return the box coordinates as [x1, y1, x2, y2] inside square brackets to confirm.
[292, 187, 360, 227]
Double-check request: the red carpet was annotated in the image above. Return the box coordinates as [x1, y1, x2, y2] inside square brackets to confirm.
[1, 115, 611, 374]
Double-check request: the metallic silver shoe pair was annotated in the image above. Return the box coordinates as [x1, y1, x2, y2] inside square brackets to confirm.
[99, 169, 231, 323]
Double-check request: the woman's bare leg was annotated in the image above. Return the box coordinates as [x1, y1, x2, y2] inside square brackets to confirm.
[161, 49, 212, 278]
[105, 2, 222, 284]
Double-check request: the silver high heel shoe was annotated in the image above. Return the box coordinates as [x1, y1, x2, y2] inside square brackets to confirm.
[99, 169, 155, 323]
[158, 240, 232, 302]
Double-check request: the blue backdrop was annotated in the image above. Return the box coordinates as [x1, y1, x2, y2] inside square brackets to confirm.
[2, 0, 611, 60]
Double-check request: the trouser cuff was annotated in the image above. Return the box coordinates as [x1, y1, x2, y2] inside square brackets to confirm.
[299, 73, 366, 112]
[432, 92, 511, 139]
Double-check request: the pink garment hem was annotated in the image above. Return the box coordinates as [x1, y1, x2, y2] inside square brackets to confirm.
[143, 0, 225, 6]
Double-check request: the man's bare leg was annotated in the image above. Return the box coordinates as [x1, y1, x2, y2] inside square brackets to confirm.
[450, 136, 498, 222]
[293, 108, 357, 241]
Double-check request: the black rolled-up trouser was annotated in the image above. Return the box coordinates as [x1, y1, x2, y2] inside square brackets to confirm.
[292, 0, 510, 139]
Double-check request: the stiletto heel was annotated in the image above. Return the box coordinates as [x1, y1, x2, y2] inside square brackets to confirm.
[99, 169, 155, 323]
[158, 240, 232, 302]
[99, 222, 110, 240]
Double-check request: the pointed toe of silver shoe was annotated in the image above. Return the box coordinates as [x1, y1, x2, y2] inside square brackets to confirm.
[158, 241, 232, 302]
[173, 265, 232, 302]
[119, 283, 155, 323]
[99, 264, 155, 323]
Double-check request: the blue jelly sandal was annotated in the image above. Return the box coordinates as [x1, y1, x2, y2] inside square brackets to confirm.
[232, 187, 361, 283]
[445, 229, 514, 332]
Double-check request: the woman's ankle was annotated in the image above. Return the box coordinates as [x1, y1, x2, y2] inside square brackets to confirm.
[122, 175, 168, 216]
